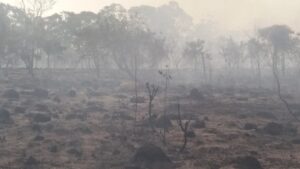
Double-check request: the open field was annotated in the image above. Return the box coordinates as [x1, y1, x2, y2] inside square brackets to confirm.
[0, 70, 299, 169]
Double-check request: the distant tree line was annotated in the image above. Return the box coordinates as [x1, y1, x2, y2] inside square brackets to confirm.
[1, 1, 300, 86]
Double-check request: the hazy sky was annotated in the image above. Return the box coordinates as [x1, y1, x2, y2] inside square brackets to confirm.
[2, 0, 300, 31]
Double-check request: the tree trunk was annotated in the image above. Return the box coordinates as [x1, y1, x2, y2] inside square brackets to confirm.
[273, 49, 297, 120]
[257, 58, 262, 88]
[201, 55, 207, 82]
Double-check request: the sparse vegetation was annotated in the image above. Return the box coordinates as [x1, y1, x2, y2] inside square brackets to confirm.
[0, 1, 300, 169]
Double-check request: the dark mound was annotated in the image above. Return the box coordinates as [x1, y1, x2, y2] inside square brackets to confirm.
[234, 156, 263, 169]
[154, 116, 172, 129]
[33, 88, 49, 98]
[0, 108, 11, 123]
[3, 89, 19, 99]
[32, 113, 51, 123]
[132, 144, 171, 169]
[190, 88, 204, 100]
[67, 89, 77, 97]
[262, 122, 283, 136]
[130, 96, 146, 104]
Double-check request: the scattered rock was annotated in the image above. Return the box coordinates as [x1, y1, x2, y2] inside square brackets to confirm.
[262, 122, 283, 135]
[186, 130, 196, 138]
[33, 135, 45, 141]
[192, 119, 206, 129]
[67, 148, 82, 158]
[190, 88, 204, 100]
[14, 106, 26, 114]
[155, 116, 172, 129]
[113, 112, 134, 121]
[291, 138, 300, 144]
[86, 88, 102, 97]
[34, 104, 50, 112]
[33, 88, 49, 98]
[48, 144, 59, 153]
[132, 144, 172, 169]
[261, 122, 297, 136]
[84, 105, 105, 113]
[24, 156, 39, 168]
[65, 113, 87, 121]
[234, 156, 263, 169]
[31, 124, 42, 132]
[236, 97, 249, 101]
[125, 166, 142, 169]
[3, 89, 19, 99]
[68, 89, 77, 97]
[0, 108, 11, 124]
[114, 94, 127, 99]
[52, 95, 61, 103]
[284, 124, 298, 135]
[130, 96, 146, 104]
[32, 113, 51, 123]
[244, 123, 258, 130]
[75, 126, 93, 134]
[256, 111, 277, 120]
[204, 116, 209, 121]
[167, 112, 196, 120]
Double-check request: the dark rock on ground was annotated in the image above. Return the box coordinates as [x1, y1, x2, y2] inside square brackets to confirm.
[125, 165, 142, 169]
[34, 104, 50, 112]
[65, 113, 87, 121]
[244, 123, 258, 130]
[283, 124, 298, 135]
[261, 122, 297, 136]
[48, 144, 59, 153]
[86, 88, 103, 97]
[154, 116, 172, 129]
[262, 122, 283, 135]
[74, 126, 93, 134]
[167, 112, 196, 120]
[32, 113, 51, 123]
[190, 88, 204, 100]
[52, 95, 61, 103]
[83, 105, 105, 113]
[291, 138, 300, 144]
[3, 89, 19, 99]
[204, 116, 209, 121]
[24, 156, 39, 169]
[67, 89, 77, 97]
[33, 88, 49, 98]
[14, 106, 26, 114]
[132, 144, 172, 169]
[186, 130, 196, 138]
[130, 96, 146, 104]
[234, 156, 263, 169]
[113, 111, 134, 121]
[255, 111, 277, 120]
[33, 135, 45, 141]
[0, 108, 12, 124]
[67, 148, 82, 158]
[31, 124, 42, 132]
[192, 119, 206, 129]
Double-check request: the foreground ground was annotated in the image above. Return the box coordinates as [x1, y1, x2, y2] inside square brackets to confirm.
[0, 70, 300, 169]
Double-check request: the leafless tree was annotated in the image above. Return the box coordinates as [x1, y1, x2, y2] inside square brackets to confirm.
[146, 82, 159, 130]
[176, 103, 191, 152]
[158, 65, 172, 145]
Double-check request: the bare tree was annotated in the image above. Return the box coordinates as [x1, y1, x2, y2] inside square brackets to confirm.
[183, 39, 208, 80]
[146, 82, 159, 130]
[176, 103, 191, 152]
[158, 65, 172, 145]
[19, 0, 56, 77]
[259, 25, 298, 120]
[246, 38, 265, 87]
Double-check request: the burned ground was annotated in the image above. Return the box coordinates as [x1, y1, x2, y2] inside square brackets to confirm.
[0, 70, 299, 169]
